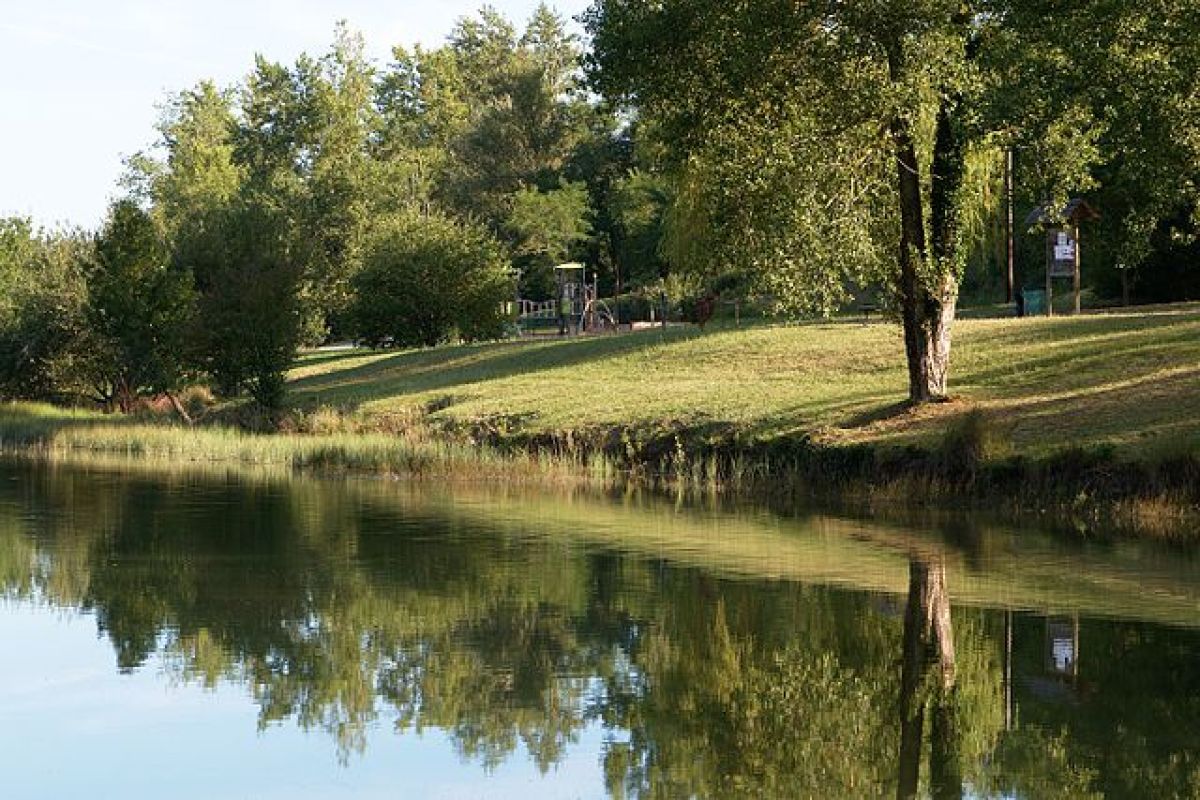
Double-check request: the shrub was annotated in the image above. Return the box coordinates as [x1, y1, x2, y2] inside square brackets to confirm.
[349, 213, 514, 349]
[939, 409, 1008, 481]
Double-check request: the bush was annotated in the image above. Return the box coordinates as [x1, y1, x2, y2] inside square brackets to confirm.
[349, 213, 514, 349]
[939, 409, 1009, 481]
[605, 292, 658, 324]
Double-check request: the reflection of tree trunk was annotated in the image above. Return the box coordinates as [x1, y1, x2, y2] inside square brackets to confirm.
[897, 558, 961, 800]
[929, 694, 962, 800]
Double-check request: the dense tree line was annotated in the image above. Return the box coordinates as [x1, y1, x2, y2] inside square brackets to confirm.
[0, 7, 669, 411]
[2, 2, 1199, 412]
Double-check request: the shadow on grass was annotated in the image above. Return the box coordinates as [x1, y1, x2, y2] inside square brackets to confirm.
[817, 363, 1200, 456]
[999, 365, 1200, 451]
[288, 327, 704, 410]
[956, 315, 1200, 399]
[296, 348, 377, 371]
[0, 404, 133, 444]
[963, 308, 1200, 349]
[838, 401, 919, 430]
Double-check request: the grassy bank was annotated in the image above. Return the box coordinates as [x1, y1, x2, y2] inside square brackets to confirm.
[3, 304, 1200, 536]
[288, 304, 1200, 535]
[290, 304, 1200, 458]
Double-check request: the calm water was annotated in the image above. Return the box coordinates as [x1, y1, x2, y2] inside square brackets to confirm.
[3, 460, 1200, 799]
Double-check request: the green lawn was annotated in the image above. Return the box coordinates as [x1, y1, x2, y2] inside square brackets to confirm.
[288, 304, 1200, 459]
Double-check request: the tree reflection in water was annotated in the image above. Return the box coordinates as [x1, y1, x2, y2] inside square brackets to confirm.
[2, 461, 1200, 797]
[897, 557, 962, 800]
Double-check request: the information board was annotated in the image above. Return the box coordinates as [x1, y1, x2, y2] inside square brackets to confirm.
[1050, 230, 1077, 278]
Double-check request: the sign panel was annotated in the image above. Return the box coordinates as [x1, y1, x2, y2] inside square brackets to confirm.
[1050, 230, 1077, 278]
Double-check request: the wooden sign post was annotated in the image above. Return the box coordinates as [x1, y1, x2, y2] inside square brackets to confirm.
[1027, 199, 1099, 318]
[1080, 225, 1089, 316]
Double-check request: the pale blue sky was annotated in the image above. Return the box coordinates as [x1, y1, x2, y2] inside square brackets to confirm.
[0, 1, 592, 229]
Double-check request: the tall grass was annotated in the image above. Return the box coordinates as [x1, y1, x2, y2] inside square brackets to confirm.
[0, 402, 616, 485]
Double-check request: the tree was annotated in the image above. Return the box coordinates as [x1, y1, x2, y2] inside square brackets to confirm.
[985, 2, 1200, 304]
[506, 181, 592, 298]
[192, 199, 304, 410]
[234, 45, 375, 342]
[0, 221, 91, 400]
[586, 0, 975, 401]
[0, 218, 39, 318]
[348, 213, 514, 349]
[609, 169, 673, 290]
[85, 200, 196, 411]
[585, 0, 1200, 402]
[303, 24, 377, 328]
[129, 76, 305, 411]
[374, 8, 618, 300]
[374, 44, 468, 216]
[434, 9, 596, 227]
[143, 81, 243, 249]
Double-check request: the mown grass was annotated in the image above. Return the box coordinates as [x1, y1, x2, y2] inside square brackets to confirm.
[288, 304, 1200, 460]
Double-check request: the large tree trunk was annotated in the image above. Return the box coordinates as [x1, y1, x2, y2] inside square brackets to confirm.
[889, 57, 963, 404]
[897, 557, 961, 800]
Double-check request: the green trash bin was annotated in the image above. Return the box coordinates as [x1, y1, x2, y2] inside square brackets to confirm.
[1022, 289, 1046, 317]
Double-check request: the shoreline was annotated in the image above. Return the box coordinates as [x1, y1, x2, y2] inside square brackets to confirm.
[3, 401, 1197, 541]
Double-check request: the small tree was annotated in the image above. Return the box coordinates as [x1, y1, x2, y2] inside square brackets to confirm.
[86, 201, 196, 411]
[349, 213, 514, 349]
[190, 199, 304, 411]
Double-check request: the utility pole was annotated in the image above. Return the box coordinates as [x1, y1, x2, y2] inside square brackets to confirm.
[1005, 149, 1015, 305]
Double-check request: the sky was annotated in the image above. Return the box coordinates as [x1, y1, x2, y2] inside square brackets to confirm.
[0, 0, 592, 229]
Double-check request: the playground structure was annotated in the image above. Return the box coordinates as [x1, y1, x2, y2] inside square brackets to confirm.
[515, 263, 618, 337]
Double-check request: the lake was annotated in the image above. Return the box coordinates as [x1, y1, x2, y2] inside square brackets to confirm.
[2, 458, 1199, 798]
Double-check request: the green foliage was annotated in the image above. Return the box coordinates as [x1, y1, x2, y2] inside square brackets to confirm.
[302, 24, 376, 326]
[227, 30, 376, 338]
[110, 12, 621, 412]
[143, 81, 242, 241]
[586, 0, 1200, 399]
[0, 220, 92, 400]
[85, 200, 196, 408]
[608, 169, 672, 289]
[416, 6, 599, 244]
[191, 199, 304, 410]
[507, 181, 592, 298]
[0, 218, 39, 318]
[508, 181, 592, 263]
[349, 213, 514, 349]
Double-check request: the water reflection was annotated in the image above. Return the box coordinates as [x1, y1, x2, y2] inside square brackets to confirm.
[897, 557, 961, 800]
[2, 460, 1200, 798]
